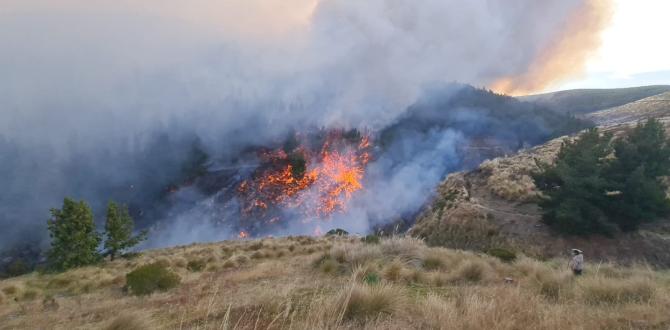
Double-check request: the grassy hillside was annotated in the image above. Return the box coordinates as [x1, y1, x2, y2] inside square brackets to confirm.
[1, 236, 669, 329]
[412, 98, 670, 267]
[520, 85, 670, 115]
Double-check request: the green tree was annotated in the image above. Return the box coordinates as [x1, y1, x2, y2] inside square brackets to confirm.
[47, 198, 101, 271]
[104, 201, 147, 261]
[605, 119, 670, 230]
[533, 128, 615, 235]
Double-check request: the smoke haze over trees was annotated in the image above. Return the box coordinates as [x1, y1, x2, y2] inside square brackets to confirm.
[0, 1, 607, 251]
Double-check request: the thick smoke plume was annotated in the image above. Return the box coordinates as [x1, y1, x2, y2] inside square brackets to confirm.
[492, 0, 614, 95]
[0, 0, 606, 250]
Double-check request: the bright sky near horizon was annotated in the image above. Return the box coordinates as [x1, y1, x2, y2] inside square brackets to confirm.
[555, 0, 670, 91]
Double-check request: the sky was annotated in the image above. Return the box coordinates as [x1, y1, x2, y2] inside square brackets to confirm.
[554, 0, 670, 91]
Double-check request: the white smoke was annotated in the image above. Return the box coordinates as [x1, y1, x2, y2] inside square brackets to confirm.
[0, 0, 592, 248]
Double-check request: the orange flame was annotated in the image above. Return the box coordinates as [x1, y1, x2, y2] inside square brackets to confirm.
[238, 231, 249, 239]
[238, 130, 371, 225]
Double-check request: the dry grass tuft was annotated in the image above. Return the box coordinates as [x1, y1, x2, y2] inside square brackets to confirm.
[105, 313, 154, 330]
[339, 283, 406, 322]
[451, 260, 494, 284]
[1, 285, 18, 296]
[579, 276, 656, 305]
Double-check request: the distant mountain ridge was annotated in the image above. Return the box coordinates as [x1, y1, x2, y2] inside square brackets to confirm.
[520, 85, 670, 115]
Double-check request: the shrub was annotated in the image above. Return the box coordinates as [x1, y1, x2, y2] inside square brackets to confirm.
[340, 284, 404, 321]
[363, 272, 381, 285]
[186, 259, 206, 272]
[126, 263, 181, 296]
[487, 248, 517, 263]
[361, 235, 380, 244]
[580, 277, 655, 305]
[326, 228, 349, 236]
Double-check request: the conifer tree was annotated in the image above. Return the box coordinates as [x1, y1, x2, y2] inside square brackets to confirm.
[104, 201, 147, 260]
[47, 198, 101, 271]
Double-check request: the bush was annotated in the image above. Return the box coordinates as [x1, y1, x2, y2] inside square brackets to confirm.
[326, 228, 349, 236]
[487, 248, 517, 263]
[363, 272, 381, 285]
[361, 235, 380, 244]
[186, 259, 206, 272]
[126, 263, 181, 296]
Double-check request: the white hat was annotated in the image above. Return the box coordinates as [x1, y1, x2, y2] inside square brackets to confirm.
[572, 249, 583, 254]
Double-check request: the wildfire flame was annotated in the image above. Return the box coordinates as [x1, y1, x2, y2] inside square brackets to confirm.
[237, 130, 372, 233]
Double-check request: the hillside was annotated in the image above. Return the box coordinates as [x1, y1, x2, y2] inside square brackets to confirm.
[1, 236, 669, 329]
[412, 91, 670, 267]
[520, 85, 670, 115]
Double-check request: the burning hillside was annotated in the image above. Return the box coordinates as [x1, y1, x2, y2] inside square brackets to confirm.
[235, 129, 372, 237]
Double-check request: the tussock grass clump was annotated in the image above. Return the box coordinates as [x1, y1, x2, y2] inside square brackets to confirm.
[487, 248, 517, 263]
[248, 242, 264, 251]
[1, 285, 18, 295]
[46, 277, 74, 290]
[382, 260, 405, 282]
[380, 236, 423, 261]
[105, 313, 154, 330]
[0, 291, 5, 305]
[152, 257, 171, 268]
[222, 259, 238, 269]
[233, 254, 250, 265]
[529, 268, 573, 301]
[172, 257, 187, 268]
[186, 259, 206, 272]
[451, 260, 493, 284]
[125, 263, 181, 296]
[21, 289, 38, 301]
[339, 284, 405, 321]
[422, 253, 446, 271]
[418, 294, 456, 328]
[580, 276, 655, 305]
[361, 235, 380, 244]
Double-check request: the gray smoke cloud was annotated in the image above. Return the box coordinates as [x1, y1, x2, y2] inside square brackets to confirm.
[1, 0, 590, 249]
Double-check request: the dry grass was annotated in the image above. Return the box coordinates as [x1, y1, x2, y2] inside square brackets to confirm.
[105, 313, 154, 330]
[0, 236, 669, 329]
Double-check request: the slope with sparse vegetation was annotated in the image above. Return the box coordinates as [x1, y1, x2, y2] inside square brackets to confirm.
[1, 236, 669, 329]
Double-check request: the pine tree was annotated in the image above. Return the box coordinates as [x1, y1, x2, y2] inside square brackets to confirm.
[533, 128, 615, 235]
[104, 201, 147, 260]
[605, 119, 670, 230]
[47, 198, 101, 271]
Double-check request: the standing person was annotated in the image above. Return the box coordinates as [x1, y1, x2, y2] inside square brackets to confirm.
[569, 249, 584, 276]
